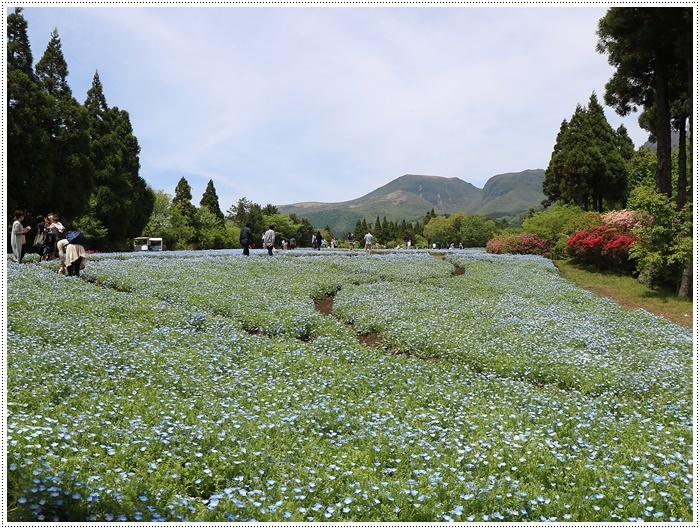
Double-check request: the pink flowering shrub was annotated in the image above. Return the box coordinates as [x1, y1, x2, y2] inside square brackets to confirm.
[601, 209, 653, 232]
[565, 224, 637, 271]
[486, 233, 551, 257]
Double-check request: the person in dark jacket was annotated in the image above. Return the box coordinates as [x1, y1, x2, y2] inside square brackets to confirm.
[240, 222, 253, 256]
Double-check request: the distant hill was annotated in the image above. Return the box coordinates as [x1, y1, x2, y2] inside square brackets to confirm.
[278, 170, 546, 235]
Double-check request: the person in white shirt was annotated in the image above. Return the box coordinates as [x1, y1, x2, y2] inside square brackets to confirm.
[263, 225, 275, 256]
[364, 231, 373, 253]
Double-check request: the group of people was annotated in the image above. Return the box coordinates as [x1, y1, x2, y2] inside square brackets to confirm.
[10, 210, 86, 276]
[239, 223, 277, 256]
[235, 227, 394, 255]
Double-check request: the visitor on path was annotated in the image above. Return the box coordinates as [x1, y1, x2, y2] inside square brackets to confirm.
[289, 237, 296, 250]
[347, 232, 354, 251]
[263, 225, 275, 256]
[240, 222, 253, 256]
[10, 210, 30, 263]
[364, 231, 373, 253]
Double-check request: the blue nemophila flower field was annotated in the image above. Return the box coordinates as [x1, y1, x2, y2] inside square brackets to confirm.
[6, 250, 693, 521]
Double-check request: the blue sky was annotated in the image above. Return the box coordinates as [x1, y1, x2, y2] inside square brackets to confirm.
[18, 5, 650, 213]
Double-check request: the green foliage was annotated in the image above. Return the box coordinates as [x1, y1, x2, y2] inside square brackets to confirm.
[596, 7, 692, 198]
[141, 190, 172, 239]
[82, 73, 154, 250]
[423, 215, 453, 245]
[627, 186, 692, 290]
[522, 204, 590, 259]
[199, 179, 224, 222]
[70, 210, 108, 247]
[34, 28, 94, 221]
[423, 212, 499, 248]
[543, 93, 628, 212]
[166, 204, 198, 250]
[459, 214, 501, 248]
[7, 9, 53, 217]
[196, 206, 231, 249]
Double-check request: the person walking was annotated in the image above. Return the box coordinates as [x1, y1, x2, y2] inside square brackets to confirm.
[10, 210, 30, 263]
[263, 225, 275, 256]
[240, 222, 253, 256]
[347, 232, 355, 252]
[363, 230, 373, 253]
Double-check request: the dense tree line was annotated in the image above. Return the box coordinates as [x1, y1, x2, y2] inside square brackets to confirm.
[7, 8, 154, 251]
[351, 216, 424, 248]
[142, 177, 316, 251]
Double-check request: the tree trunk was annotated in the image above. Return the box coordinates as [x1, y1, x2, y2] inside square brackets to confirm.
[676, 116, 687, 210]
[678, 260, 692, 298]
[654, 54, 674, 198]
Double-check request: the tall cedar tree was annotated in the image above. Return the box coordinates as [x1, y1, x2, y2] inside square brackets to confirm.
[173, 177, 198, 220]
[200, 179, 225, 222]
[543, 94, 629, 212]
[35, 28, 94, 221]
[84, 72, 154, 250]
[596, 7, 692, 198]
[585, 93, 629, 210]
[7, 8, 52, 217]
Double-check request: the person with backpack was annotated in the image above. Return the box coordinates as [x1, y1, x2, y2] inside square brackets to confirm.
[240, 222, 253, 256]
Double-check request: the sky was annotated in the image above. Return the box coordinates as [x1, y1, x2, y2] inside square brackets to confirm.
[17, 5, 652, 212]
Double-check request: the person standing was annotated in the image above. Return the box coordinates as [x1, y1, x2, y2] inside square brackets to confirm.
[263, 225, 275, 256]
[347, 232, 355, 252]
[32, 215, 46, 256]
[240, 222, 253, 256]
[10, 210, 30, 263]
[363, 230, 373, 253]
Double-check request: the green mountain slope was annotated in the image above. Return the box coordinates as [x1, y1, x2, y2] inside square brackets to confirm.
[278, 170, 545, 235]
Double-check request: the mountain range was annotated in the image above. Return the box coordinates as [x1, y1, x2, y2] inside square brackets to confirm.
[277, 169, 546, 236]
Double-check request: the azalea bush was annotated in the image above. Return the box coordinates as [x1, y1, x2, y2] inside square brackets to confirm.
[601, 209, 653, 232]
[565, 225, 637, 272]
[7, 250, 692, 522]
[485, 233, 551, 257]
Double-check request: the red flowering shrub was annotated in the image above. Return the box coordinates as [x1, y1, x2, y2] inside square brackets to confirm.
[486, 233, 551, 257]
[565, 224, 637, 271]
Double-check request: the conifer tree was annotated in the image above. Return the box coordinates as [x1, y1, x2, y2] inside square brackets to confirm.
[543, 93, 629, 212]
[84, 72, 153, 249]
[597, 7, 692, 198]
[7, 8, 52, 215]
[200, 179, 224, 222]
[35, 28, 93, 221]
[585, 92, 628, 210]
[173, 177, 198, 221]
